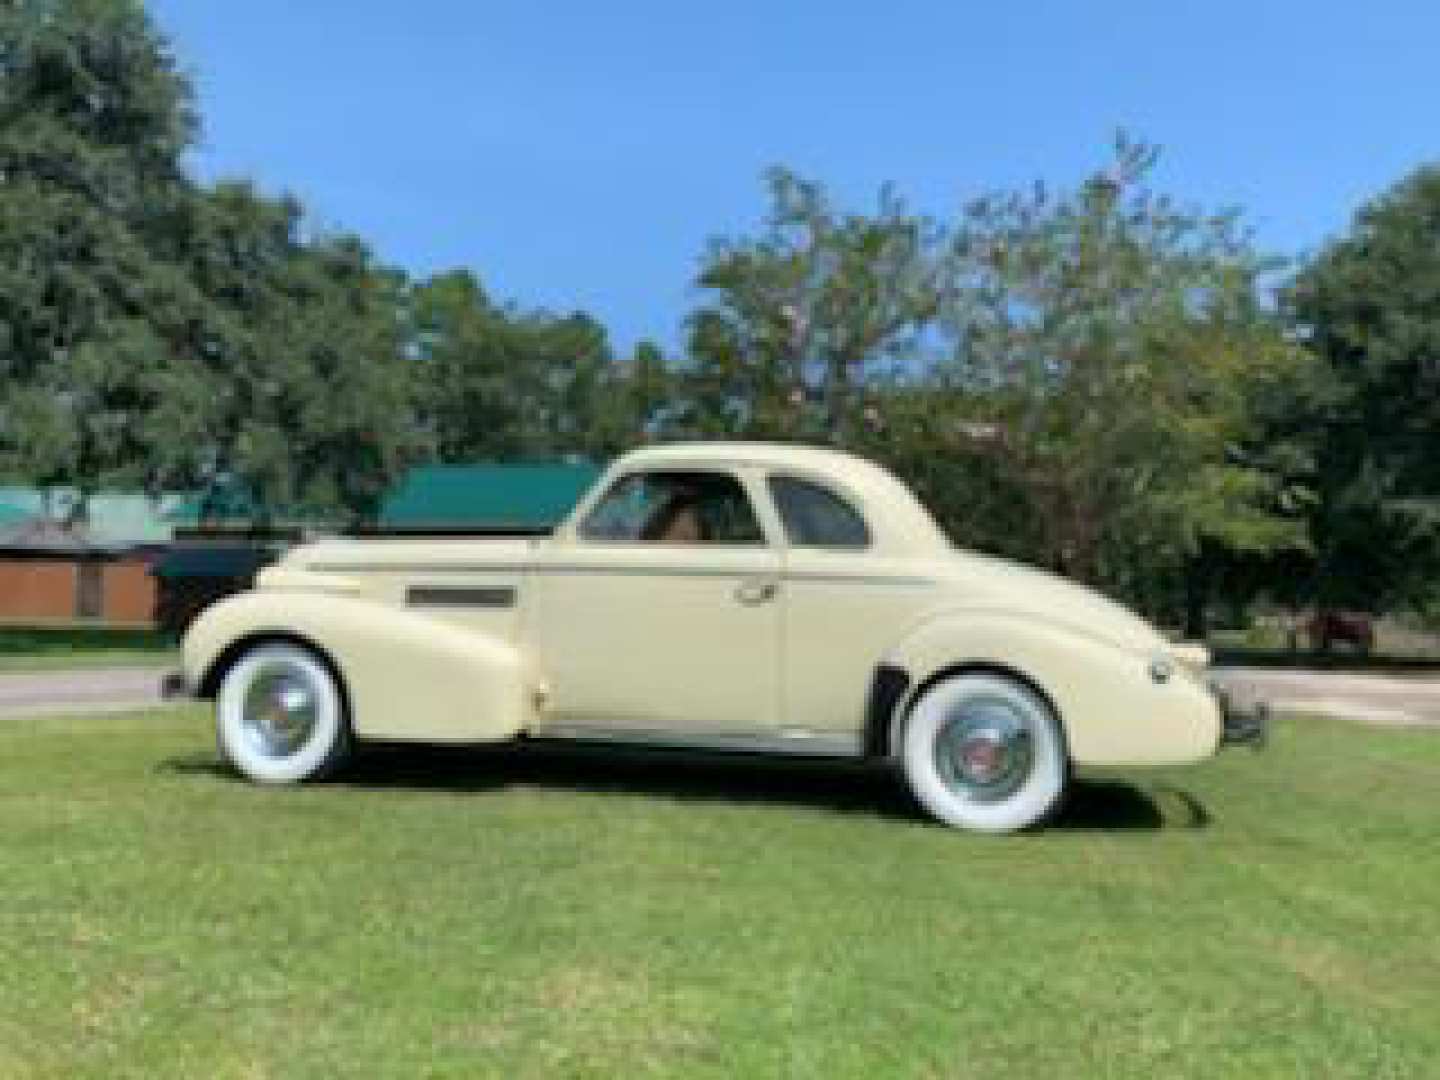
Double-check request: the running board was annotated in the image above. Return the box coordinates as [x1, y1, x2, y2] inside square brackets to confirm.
[527, 725, 865, 758]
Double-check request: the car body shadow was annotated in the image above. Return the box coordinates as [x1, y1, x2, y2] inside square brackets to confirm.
[1056, 780, 1209, 830]
[159, 741, 1207, 832]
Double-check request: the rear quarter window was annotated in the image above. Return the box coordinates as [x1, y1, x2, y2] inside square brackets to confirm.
[768, 476, 870, 549]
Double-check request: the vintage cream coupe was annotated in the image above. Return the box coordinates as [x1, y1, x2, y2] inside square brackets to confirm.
[171, 442, 1265, 833]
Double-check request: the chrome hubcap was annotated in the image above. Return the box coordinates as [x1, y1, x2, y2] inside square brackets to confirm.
[241, 662, 320, 759]
[934, 695, 1034, 801]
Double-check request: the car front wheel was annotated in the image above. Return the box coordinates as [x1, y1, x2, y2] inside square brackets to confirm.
[900, 671, 1067, 833]
[216, 642, 351, 784]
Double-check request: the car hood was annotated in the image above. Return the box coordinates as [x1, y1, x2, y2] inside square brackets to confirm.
[932, 549, 1167, 656]
[271, 537, 540, 577]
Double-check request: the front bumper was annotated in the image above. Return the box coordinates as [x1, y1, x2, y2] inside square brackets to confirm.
[1212, 684, 1269, 750]
[160, 668, 192, 700]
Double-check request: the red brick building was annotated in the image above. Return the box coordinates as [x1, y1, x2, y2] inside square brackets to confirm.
[0, 519, 161, 624]
[0, 480, 177, 629]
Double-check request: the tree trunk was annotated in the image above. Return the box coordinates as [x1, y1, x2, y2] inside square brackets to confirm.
[1183, 560, 1209, 641]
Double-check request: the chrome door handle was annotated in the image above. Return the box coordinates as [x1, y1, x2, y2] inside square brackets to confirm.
[734, 579, 779, 605]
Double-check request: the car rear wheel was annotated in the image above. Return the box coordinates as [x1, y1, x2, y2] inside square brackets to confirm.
[216, 642, 351, 784]
[900, 672, 1067, 833]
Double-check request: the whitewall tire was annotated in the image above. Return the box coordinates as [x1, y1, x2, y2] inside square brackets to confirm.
[216, 642, 351, 784]
[900, 672, 1067, 833]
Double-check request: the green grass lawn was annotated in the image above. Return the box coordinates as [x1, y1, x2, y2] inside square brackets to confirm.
[2, 709, 1438, 1078]
[0, 624, 175, 672]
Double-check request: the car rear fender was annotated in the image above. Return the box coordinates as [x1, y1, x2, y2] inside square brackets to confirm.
[882, 611, 1220, 766]
[183, 591, 530, 743]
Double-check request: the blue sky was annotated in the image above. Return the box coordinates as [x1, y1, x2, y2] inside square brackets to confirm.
[148, 1, 1439, 354]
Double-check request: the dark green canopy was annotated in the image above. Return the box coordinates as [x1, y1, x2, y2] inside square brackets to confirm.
[379, 463, 601, 532]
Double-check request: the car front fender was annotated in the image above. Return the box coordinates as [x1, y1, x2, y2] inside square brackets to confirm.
[182, 590, 531, 743]
[884, 611, 1221, 766]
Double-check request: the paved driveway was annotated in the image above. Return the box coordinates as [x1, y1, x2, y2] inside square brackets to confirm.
[0, 667, 175, 720]
[1213, 667, 1440, 728]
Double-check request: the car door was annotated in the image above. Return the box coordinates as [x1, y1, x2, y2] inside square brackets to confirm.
[531, 467, 783, 738]
[770, 472, 932, 739]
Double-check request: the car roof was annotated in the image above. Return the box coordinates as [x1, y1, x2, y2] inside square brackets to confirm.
[614, 441, 879, 475]
[589, 442, 949, 556]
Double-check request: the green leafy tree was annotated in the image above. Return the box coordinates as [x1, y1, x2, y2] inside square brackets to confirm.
[931, 139, 1313, 621]
[147, 182, 426, 524]
[0, 0, 198, 498]
[1286, 165, 1440, 614]
[678, 148, 1312, 626]
[412, 269, 624, 463]
[678, 166, 943, 442]
[0, 4, 423, 524]
[617, 338, 673, 441]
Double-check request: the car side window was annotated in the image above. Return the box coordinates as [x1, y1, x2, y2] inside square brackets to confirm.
[768, 475, 870, 549]
[580, 471, 766, 546]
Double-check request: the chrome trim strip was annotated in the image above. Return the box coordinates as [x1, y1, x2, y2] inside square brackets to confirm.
[406, 585, 516, 608]
[529, 725, 865, 758]
[309, 563, 528, 574]
[544, 564, 773, 579]
[307, 561, 931, 587]
[783, 572, 935, 586]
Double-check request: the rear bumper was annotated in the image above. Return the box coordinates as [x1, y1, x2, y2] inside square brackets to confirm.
[1211, 683, 1268, 750]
